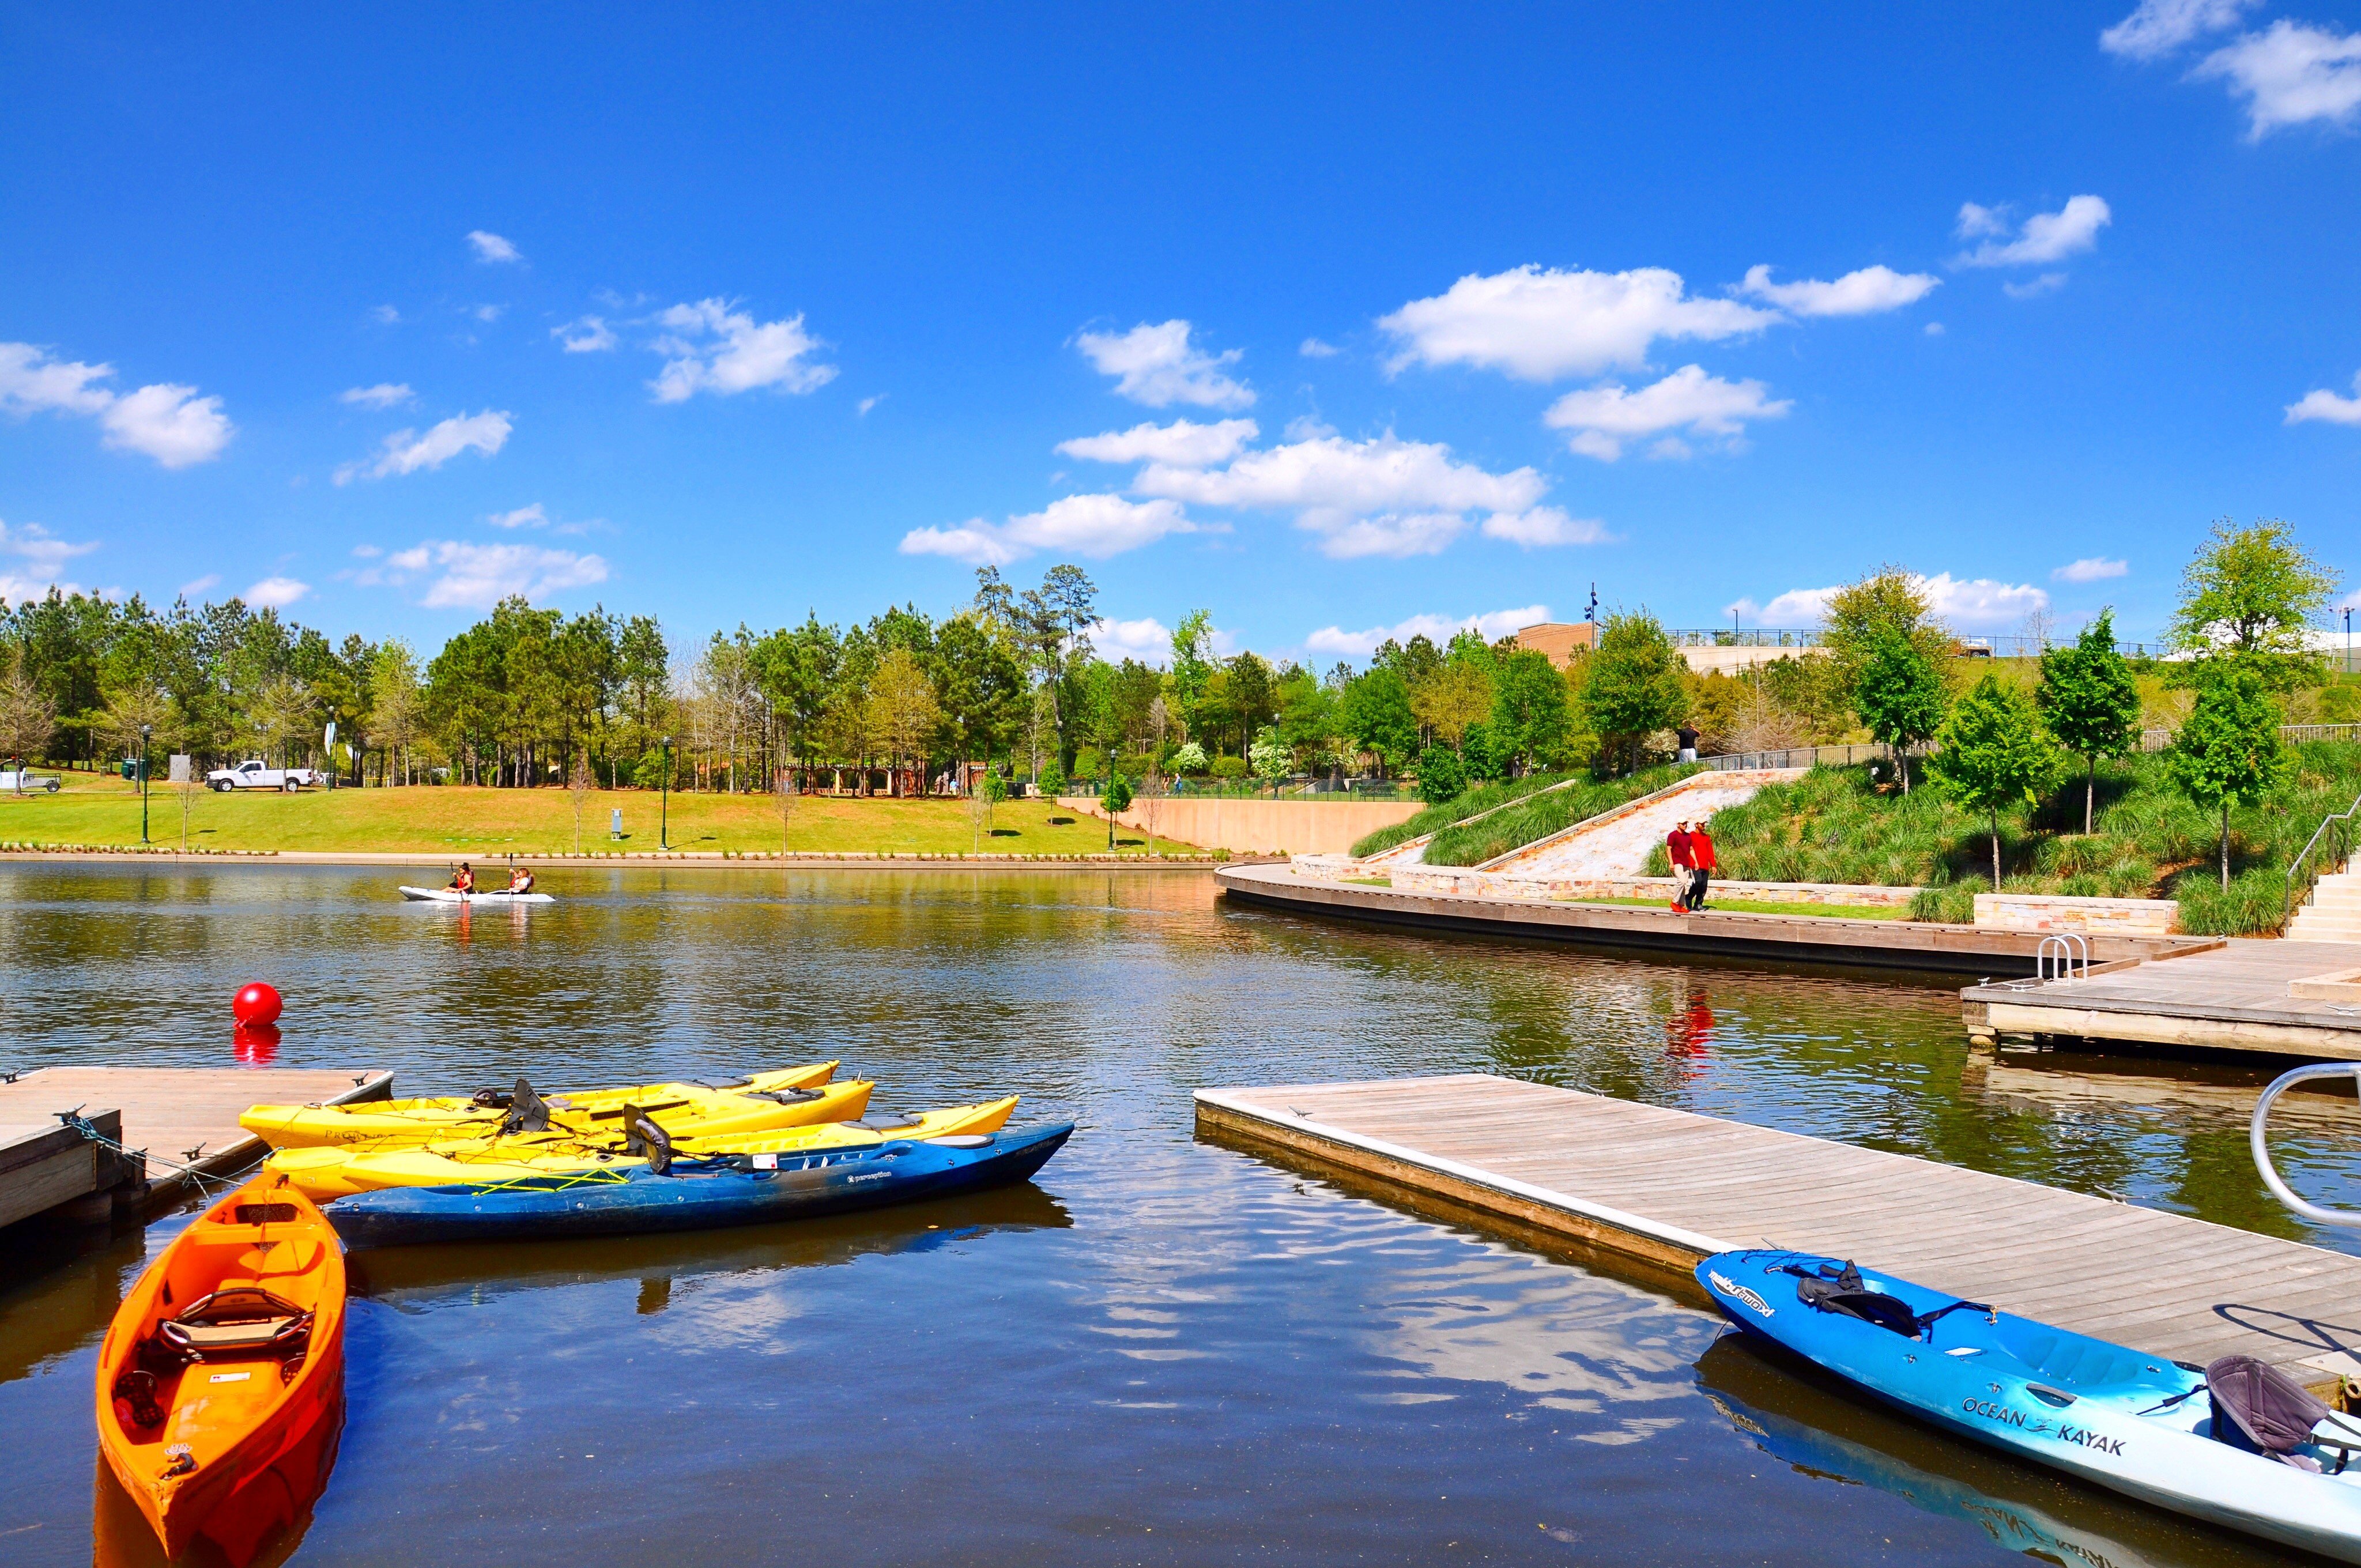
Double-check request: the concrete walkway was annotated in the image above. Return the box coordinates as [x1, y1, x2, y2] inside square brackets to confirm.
[1480, 771, 1792, 879]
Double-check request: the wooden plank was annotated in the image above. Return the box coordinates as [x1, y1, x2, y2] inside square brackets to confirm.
[0, 1066, 392, 1204]
[1197, 1071, 2361, 1387]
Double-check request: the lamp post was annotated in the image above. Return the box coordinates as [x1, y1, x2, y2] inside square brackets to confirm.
[659, 734, 673, 850]
[139, 723, 152, 846]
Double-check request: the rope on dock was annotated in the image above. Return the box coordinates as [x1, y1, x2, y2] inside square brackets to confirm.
[54, 1106, 238, 1201]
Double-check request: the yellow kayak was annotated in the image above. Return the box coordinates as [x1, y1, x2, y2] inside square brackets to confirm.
[240, 1062, 842, 1149]
[270, 1096, 1021, 1201]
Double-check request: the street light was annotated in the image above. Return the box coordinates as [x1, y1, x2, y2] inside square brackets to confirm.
[659, 734, 673, 850]
[139, 723, 152, 846]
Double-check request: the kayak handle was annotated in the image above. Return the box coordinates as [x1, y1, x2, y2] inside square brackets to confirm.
[2251, 1062, 2361, 1226]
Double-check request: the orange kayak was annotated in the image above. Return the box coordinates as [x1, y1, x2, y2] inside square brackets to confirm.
[96, 1173, 346, 1564]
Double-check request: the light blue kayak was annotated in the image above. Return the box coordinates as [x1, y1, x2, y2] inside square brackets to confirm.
[1699, 1248, 2361, 1563]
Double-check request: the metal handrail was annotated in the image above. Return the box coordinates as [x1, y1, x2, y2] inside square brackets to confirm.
[2285, 791, 2361, 925]
[2252, 1063, 2361, 1227]
[2036, 933, 2088, 983]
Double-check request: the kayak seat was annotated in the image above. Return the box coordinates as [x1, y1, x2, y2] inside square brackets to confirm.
[158, 1286, 314, 1362]
[2208, 1355, 2361, 1472]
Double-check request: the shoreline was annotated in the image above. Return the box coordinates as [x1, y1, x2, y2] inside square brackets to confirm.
[0, 846, 1255, 870]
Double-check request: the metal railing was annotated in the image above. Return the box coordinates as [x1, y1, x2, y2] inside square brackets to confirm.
[2253, 1064, 2361, 1226]
[1702, 744, 1895, 772]
[2036, 933, 2089, 983]
[2285, 789, 2361, 924]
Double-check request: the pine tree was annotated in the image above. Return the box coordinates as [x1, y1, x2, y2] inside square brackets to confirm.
[1928, 673, 2065, 889]
[2036, 609, 2143, 834]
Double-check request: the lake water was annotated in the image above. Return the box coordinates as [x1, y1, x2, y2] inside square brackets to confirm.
[3, 864, 2356, 1567]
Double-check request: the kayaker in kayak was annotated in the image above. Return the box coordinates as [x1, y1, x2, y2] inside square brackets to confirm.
[449, 862, 474, 894]
[508, 865, 534, 894]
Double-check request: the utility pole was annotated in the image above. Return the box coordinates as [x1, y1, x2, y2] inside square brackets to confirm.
[139, 723, 152, 845]
[659, 735, 673, 850]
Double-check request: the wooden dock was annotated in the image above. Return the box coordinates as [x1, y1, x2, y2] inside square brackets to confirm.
[1964, 940, 2361, 1057]
[1197, 1072, 2361, 1392]
[0, 1065, 391, 1224]
[1217, 861, 2215, 976]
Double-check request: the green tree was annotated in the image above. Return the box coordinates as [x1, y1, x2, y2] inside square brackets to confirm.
[2036, 609, 2142, 834]
[1099, 770, 1133, 849]
[1339, 665, 1418, 774]
[2167, 664, 2290, 890]
[1822, 566, 1952, 689]
[1852, 625, 1948, 793]
[1411, 658, 1493, 750]
[1928, 673, 2065, 889]
[1416, 742, 1465, 804]
[1578, 611, 1688, 775]
[2168, 518, 2340, 691]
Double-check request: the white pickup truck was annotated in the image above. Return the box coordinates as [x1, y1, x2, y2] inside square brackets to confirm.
[205, 759, 323, 792]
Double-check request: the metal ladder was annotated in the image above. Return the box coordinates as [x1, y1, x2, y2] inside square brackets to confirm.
[2253, 1063, 2361, 1226]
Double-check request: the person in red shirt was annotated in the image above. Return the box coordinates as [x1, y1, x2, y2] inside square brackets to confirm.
[1687, 819, 1717, 910]
[1666, 820, 1693, 911]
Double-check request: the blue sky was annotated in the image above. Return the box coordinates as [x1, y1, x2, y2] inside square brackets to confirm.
[5, 2, 2360, 666]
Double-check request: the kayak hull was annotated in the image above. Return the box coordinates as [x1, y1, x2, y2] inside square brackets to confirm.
[96, 1174, 346, 1564]
[398, 885, 555, 903]
[326, 1121, 1074, 1246]
[1698, 1249, 2361, 1563]
[269, 1094, 1019, 1201]
[241, 1061, 840, 1149]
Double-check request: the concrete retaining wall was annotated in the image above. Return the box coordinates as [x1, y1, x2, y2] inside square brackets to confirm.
[1972, 893, 2179, 936]
[1374, 864, 1919, 907]
[1059, 796, 1423, 856]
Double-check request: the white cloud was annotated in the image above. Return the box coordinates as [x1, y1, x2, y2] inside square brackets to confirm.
[1544, 365, 1791, 461]
[2100, 0, 2256, 59]
[1131, 431, 1552, 562]
[1305, 605, 1551, 659]
[177, 574, 221, 598]
[471, 304, 505, 324]
[1953, 196, 2111, 267]
[0, 342, 233, 467]
[1736, 264, 1940, 316]
[486, 503, 548, 529]
[2054, 557, 2130, 582]
[1738, 573, 2049, 630]
[334, 409, 512, 483]
[1924, 321, 1947, 336]
[467, 230, 522, 263]
[1481, 507, 1612, 548]
[349, 545, 380, 559]
[648, 300, 836, 402]
[857, 395, 884, 416]
[244, 576, 310, 609]
[370, 304, 401, 325]
[99, 383, 234, 467]
[899, 494, 1202, 567]
[2197, 21, 2361, 137]
[1, 519, 98, 582]
[1283, 414, 1337, 441]
[1378, 265, 1777, 381]
[2003, 272, 2070, 299]
[340, 382, 414, 409]
[1299, 337, 1340, 358]
[1074, 320, 1254, 410]
[1056, 417, 1259, 467]
[2288, 371, 2361, 425]
[355, 539, 607, 607]
[1088, 616, 1176, 666]
[552, 316, 616, 353]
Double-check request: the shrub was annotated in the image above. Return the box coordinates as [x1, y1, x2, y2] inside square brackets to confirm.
[1416, 745, 1466, 805]
[1424, 763, 1700, 867]
[1349, 769, 1586, 858]
[1208, 755, 1249, 780]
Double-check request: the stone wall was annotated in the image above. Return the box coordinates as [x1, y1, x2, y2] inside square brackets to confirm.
[1971, 893, 2179, 936]
[1060, 796, 1422, 856]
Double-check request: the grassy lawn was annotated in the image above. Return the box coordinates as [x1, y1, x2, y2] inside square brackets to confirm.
[0, 774, 1199, 857]
[1560, 893, 1907, 921]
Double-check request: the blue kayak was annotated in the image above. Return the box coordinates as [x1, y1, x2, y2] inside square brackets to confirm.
[1699, 1249, 2361, 1563]
[326, 1123, 1073, 1248]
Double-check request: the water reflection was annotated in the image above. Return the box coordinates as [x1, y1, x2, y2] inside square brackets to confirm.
[1695, 1334, 2278, 1568]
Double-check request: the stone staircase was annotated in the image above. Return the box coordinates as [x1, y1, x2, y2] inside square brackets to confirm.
[2287, 868, 2361, 943]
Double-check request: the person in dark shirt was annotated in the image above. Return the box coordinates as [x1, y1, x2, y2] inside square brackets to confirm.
[1676, 725, 1700, 763]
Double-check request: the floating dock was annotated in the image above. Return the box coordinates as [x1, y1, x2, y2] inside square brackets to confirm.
[1217, 861, 2215, 976]
[1964, 940, 2361, 1057]
[0, 1065, 392, 1224]
[1197, 1072, 2361, 1392]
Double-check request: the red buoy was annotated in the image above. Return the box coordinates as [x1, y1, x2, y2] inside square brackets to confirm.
[232, 982, 283, 1027]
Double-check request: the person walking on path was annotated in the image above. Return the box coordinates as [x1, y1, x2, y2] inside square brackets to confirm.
[1666, 820, 1694, 911]
[1676, 724, 1700, 764]
[1686, 819, 1717, 910]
